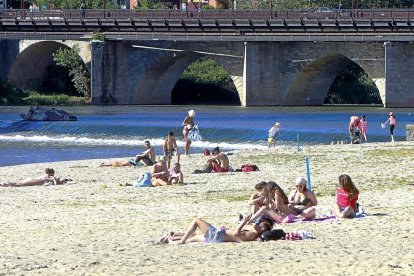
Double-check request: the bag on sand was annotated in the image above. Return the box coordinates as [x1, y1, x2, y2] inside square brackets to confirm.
[133, 172, 152, 188]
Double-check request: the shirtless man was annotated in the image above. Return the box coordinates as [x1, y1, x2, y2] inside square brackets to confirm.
[151, 156, 169, 186]
[166, 214, 273, 244]
[204, 147, 229, 173]
[163, 132, 180, 169]
[135, 140, 156, 166]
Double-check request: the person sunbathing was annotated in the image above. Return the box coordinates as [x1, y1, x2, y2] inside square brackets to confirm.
[204, 147, 229, 173]
[333, 174, 359, 218]
[151, 156, 169, 186]
[248, 181, 267, 214]
[288, 177, 318, 219]
[162, 215, 273, 244]
[168, 163, 184, 184]
[248, 181, 297, 223]
[1, 168, 70, 187]
[99, 159, 137, 167]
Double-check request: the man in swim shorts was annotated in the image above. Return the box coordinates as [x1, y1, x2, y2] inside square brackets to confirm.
[204, 147, 229, 173]
[163, 131, 180, 169]
[135, 140, 156, 166]
[167, 215, 273, 244]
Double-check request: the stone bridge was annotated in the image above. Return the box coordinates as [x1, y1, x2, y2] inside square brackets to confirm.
[1, 39, 414, 107]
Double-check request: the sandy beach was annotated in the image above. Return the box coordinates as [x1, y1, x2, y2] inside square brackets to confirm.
[1, 142, 414, 275]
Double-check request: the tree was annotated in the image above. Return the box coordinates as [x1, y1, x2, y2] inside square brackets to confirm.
[53, 45, 91, 99]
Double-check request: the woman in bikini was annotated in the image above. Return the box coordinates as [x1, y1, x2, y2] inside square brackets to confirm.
[288, 177, 318, 219]
[182, 110, 195, 155]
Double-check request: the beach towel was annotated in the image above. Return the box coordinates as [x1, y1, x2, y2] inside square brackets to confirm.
[133, 172, 151, 188]
[188, 125, 202, 142]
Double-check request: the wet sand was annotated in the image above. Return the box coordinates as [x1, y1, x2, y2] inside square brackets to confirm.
[1, 142, 413, 275]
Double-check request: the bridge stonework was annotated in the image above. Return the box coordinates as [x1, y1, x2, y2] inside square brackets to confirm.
[0, 40, 19, 83]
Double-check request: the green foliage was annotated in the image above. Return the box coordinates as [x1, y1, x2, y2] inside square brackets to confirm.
[0, 82, 28, 105]
[53, 45, 91, 99]
[23, 92, 88, 106]
[91, 32, 106, 41]
[325, 64, 382, 104]
[134, 0, 167, 9]
[181, 57, 235, 91]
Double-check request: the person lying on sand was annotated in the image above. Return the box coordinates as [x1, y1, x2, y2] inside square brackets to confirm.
[160, 215, 273, 244]
[99, 159, 137, 167]
[204, 147, 229, 173]
[1, 168, 71, 187]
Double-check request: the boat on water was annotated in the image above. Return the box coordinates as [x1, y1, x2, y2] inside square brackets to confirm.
[20, 106, 77, 121]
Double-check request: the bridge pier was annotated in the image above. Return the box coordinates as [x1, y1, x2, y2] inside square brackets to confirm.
[384, 42, 414, 108]
[0, 40, 19, 83]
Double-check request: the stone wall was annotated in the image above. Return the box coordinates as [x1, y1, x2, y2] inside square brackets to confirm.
[407, 124, 414, 141]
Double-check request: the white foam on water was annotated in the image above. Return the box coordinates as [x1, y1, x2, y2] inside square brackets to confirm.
[0, 134, 268, 150]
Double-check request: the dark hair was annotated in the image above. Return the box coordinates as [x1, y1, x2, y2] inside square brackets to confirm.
[255, 181, 266, 191]
[145, 140, 150, 144]
[212, 147, 220, 155]
[168, 131, 174, 136]
[45, 168, 55, 175]
[258, 216, 274, 232]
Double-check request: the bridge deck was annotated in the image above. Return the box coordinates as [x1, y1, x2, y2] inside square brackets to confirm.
[1, 9, 414, 41]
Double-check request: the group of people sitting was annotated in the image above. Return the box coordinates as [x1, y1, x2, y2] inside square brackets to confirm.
[160, 174, 360, 244]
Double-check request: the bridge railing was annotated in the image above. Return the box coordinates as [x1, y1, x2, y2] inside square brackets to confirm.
[2, 8, 414, 21]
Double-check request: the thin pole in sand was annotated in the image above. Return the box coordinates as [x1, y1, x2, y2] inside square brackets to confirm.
[296, 131, 301, 152]
[305, 157, 312, 191]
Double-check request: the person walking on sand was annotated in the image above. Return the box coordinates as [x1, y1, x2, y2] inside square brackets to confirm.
[163, 215, 273, 244]
[333, 174, 359, 218]
[164, 131, 180, 169]
[182, 110, 195, 155]
[360, 114, 368, 142]
[383, 112, 397, 142]
[268, 122, 281, 148]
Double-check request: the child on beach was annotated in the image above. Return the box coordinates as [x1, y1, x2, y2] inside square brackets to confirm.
[168, 163, 184, 184]
[182, 110, 195, 155]
[164, 132, 180, 169]
[268, 122, 281, 148]
[360, 114, 368, 142]
[333, 174, 359, 218]
[383, 112, 396, 142]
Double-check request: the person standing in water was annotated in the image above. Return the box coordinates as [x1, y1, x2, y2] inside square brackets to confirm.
[360, 114, 368, 143]
[268, 122, 281, 148]
[182, 110, 195, 155]
[383, 112, 397, 142]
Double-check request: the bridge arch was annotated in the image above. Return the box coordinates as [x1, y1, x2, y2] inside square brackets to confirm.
[8, 41, 90, 92]
[131, 50, 243, 105]
[283, 53, 383, 106]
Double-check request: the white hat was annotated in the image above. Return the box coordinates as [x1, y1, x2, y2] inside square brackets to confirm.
[188, 110, 195, 117]
[275, 122, 280, 126]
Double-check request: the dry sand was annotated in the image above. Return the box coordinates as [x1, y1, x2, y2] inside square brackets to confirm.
[1, 142, 414, 275]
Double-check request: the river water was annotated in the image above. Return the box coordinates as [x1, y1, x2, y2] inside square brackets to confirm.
[0, 106, 412, 167]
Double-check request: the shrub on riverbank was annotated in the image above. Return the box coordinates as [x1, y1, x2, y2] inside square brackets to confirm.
[0, 82, 28, 105]
[23, 92, 88, 106]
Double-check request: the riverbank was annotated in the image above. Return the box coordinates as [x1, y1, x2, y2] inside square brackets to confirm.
[1, 142, 413, 275]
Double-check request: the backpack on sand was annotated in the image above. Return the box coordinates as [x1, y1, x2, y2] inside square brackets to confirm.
[133, 172, 152, 188]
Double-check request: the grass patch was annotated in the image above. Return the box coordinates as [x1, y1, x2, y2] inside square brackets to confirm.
[204, 191, 251, 202]
[365, 148, 414, 158]
[23, 92, 88, 106]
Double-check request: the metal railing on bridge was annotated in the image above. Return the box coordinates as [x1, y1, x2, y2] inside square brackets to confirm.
[2, 8, 414, 21]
